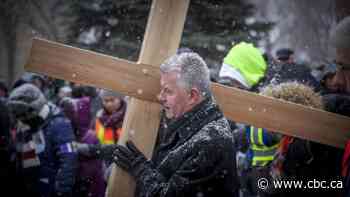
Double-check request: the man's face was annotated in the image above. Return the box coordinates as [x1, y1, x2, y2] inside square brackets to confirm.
[158, 72, 192, 119]
[102, 96, 121, 114]
[330, 48, 350, 93]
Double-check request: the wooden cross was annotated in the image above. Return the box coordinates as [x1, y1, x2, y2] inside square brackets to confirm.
[25, 1, 350, 197]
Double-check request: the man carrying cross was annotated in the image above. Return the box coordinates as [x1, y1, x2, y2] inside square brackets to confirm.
[111, 52, 239, 197]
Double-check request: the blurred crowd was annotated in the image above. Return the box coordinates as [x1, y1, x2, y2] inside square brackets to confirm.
[0, 15, 349, 197]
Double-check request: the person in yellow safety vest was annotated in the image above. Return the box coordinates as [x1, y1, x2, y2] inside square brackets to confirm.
[95, 89, 126, 145]
[247, 126, 281, 167]
[244, 82, 325, 197]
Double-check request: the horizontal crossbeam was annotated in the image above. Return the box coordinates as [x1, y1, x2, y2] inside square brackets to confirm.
[26, 38, 350, 148]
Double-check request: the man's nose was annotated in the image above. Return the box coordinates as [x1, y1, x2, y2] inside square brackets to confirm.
[157, 93, 163, 103]
[158, 92, 167, 105]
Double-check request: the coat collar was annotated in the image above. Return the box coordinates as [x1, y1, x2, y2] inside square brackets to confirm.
[164, 97, 223, 142]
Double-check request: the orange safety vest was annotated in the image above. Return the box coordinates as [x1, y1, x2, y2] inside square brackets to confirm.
[95, 119, 122, 145]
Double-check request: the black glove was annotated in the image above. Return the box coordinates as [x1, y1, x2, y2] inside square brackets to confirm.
[91, 144, 116, 162]
[74, 142, 116, 162]
[112, 140, 148, 177]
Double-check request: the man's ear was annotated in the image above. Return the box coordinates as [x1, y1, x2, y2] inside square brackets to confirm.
[188, 88, 202, 106]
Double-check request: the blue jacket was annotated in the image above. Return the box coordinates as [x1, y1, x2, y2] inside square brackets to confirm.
[19, 104, 78, 197]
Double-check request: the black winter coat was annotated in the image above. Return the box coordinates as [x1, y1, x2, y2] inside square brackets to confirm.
[323, 94, 350, 197]
[17, 104, 78, 197]
[134, 98, 239, 197]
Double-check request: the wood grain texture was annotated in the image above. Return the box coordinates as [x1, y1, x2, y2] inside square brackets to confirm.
[26, 38, 160, 102]
[26, 38, 350, 149]
[212, 83, 350, 148]
[105, 1, 190, 197]
[107, 99, 161, 197]
[138, 0, 190, 66]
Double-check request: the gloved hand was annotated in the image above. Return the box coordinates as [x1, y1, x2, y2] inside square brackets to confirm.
[112, 140, 148, 177]
[90, 144, 116, 162]
[72, 142, 90, 156]
[73, 142, 116, 161]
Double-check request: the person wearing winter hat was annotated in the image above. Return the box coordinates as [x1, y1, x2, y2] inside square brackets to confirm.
[94, 89, 126, 145]
[245, 82, 342, 197]
[326, 16, 350, 197]
[218, 42, 267, 90]
[72, 89, 127, 188]
[218, 42, 267, 196]
[317, 63, 338, 94]
[259, 47, 319, 91]
[86, 89, 127, 181]
[8, 84, 77, 197]
[275, 48, 294, 63]
[59, 96, 106, 197]
[327, 16, 350, 94]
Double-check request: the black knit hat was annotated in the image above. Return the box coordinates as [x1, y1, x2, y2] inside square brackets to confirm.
[276, 48, 294, 61]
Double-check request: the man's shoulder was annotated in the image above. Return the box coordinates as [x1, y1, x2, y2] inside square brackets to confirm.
[202, 117, 230, 130]
[197, 117, 233, 141]
[186, 117, 235, 156]
[203, 116, 230, 129]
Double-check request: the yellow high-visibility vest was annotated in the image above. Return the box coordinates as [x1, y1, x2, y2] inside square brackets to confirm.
[95, 119, 122, 145]
[249, 126, 279, 167]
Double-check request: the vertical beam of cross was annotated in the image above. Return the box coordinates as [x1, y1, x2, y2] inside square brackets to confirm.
[106, 1, 190, 197]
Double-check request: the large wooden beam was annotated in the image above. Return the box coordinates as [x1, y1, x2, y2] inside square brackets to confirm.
[212, 83, 350, 148]
[106, 1, 190, 197]
[138, 0, 190, 66]
[27, 38, 160, 102]
[106, 98, 161, 197]
[26, 38, 350, 149]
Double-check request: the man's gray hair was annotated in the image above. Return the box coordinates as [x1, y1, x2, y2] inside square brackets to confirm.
[331, 16, 350, 49]
[160, 52, 211, 97]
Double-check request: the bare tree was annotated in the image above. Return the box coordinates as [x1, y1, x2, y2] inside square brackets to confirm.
[0, 0, 76, 86]
[251, 0, 337, 66]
